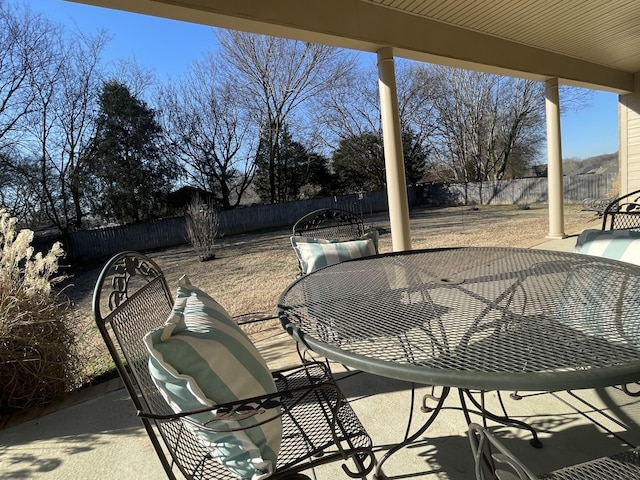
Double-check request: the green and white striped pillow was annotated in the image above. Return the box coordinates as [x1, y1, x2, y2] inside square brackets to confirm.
[144, 275, 281, 480]
[291, 230, 379, 275]
[574, 229, 640, 265]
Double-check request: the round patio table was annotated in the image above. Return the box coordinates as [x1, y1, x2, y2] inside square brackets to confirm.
[278, 247, 640, 477]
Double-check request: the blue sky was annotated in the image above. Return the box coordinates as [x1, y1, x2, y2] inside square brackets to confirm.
[32, 0, 619, 160]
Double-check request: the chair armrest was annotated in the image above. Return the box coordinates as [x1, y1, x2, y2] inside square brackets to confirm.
[138, 361, 341, 432]
[270, 359, 330, 379]
[138, 389, 286, 422]
[602, 189, 640, 230]
[232, 311, 278, 325]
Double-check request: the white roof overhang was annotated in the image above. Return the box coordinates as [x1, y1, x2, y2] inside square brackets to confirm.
[68, 0, 640, 94]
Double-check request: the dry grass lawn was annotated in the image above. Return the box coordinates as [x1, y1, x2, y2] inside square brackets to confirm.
[66, 203, 601, 384]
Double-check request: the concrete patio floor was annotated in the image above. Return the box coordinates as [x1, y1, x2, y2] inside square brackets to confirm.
[2, 234, 640, 479]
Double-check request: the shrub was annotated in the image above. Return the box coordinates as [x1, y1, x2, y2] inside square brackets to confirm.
[185, 195, 220, 262]
[0, 210, 79, 412]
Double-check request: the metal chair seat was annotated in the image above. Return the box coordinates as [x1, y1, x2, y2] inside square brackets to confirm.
[469, 423, 640, 480]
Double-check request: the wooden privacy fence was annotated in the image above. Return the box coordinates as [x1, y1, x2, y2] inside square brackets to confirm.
[65, 173, 617, 262]
[65, 191, 395, 262]
[65, 216, 188, 262]
[218, 190, 394, 236]
[423, 172, 618, 206]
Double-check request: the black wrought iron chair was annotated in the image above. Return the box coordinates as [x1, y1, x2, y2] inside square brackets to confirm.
[292, 208, 367, 240]
[602, 189, 640, 231]
[92, 251, 375, 480]
[468, 423, 640, 479]
[291, 208, 373, 277]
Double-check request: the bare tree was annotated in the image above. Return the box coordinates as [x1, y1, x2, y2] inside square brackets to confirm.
[319, 60, 433, 191]
[317, 63, 380, 141]
[422, 66, 546, 191]
[17, 12, 66, 228]
[109, 57, 155, 99]
[17, 23, 108, 230]
[0, 1, 54, 153]
[319, 60, 436, 143]
[158, 54, 256, 208]
[0, 1, 109, 230]
[55, 30, 109, 229]
[217, 30, 353, 203]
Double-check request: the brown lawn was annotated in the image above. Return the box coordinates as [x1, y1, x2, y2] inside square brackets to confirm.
[65, 203, 601, 384]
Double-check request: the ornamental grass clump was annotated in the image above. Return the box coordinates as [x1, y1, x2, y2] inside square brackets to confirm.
[0, 209, 79, 412]
[185, 195, 220, 262]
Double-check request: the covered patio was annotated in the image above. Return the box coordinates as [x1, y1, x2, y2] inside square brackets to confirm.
[2, 231, 640, 478]
[22, 1, 639, 478]
[1, 229, 640, 479]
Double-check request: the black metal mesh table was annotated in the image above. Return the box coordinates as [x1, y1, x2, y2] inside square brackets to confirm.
[278, 247, 640, 478]
[279, 247, 640, 391]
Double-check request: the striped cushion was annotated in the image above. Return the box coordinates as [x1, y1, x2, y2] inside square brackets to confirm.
[144, 275, 281, 480]
[291, 230, 379, 275]
[574, 229, 640, 265]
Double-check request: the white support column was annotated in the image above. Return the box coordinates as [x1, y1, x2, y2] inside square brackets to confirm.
[545, 78, 566, 239]
[377, 47, 411, 251]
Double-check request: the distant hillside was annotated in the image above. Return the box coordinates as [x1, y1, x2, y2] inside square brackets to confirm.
[563, 152, 618, 176]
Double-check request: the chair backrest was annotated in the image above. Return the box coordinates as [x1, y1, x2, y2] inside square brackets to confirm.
[92, 251, 235, 480]
[602, 189, 640, 231]
[292, 208, 366, 240]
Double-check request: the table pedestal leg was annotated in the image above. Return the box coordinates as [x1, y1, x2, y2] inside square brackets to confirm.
[373, 386, 451, 480]
[458, 389, 543, 448]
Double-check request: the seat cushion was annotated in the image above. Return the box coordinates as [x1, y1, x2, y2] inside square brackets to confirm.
[144, 275, 281, 480]
[574, 229, 640, 265]
[291, 230, 379, 275]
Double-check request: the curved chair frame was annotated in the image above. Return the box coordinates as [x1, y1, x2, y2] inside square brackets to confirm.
[468, 423, 640, 480]
[292, 208, 366, 240]
[602, 189, 640, 231]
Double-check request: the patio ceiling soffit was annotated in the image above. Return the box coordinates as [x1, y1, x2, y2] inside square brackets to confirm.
[69, 0, 638, 94]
